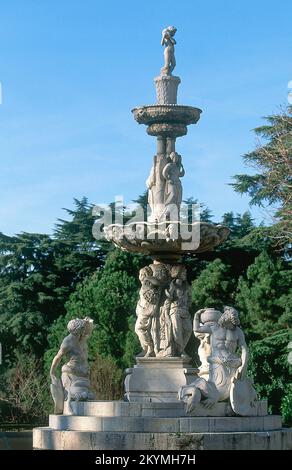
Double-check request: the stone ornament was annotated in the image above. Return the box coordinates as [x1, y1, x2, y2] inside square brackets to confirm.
[146, 151, 184, 222]
[135, 262, 192, 358]
[50, 317, 95, 414]
[179, 307, 259, 416]
[132, 105, 201, 138]
[105, 220, 230, 262]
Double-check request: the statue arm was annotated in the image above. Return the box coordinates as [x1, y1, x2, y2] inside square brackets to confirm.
[162, 163, 171, 180]
[50, 341, 69, 380]
[179, 165, 185, 177]
[165, 282, 175, 300]
[236, 329, 248, 378]
[193, 310, 212, 334]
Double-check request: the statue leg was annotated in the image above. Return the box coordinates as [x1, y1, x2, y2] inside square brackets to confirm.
[170, 51, 176, 73]
[163, 48, 171, 74]
[170, 313, 184, 356]
[135, 315, 154, 356]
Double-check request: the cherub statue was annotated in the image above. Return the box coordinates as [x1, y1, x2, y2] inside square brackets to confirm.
[50, 317, 95, 414]
[161, 26, 177, 75]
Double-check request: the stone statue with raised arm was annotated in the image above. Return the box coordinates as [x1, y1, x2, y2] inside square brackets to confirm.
[161, 26, 177, 75]
[179, 306, 258, 415]
[50, 317, 95, 414]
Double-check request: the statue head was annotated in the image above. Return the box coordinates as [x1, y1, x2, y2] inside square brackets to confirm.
[139, 265, 153, 282]
[170, 152, 181, 165]
[151, 263, 169, 284]
[162, 26, 177, 39]
[171, 265, 187, 283]
[218, 307, 240, 330]
[67, 317, 94, 337]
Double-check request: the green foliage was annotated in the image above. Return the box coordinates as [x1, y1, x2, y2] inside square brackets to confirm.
[191, 259, 235, 311]
[280, 385, 292, 426]
[90, 354, 124, 400]
[122, 314, 141, 367]
[247, 330, 292, 421]
[183, 197, 213, 223]
[0, 353, 51, 426]
[232, 106, 292, 248]
[235, 251, 292, 339]
[0, 193, 291, 425]
[221, 211, 254, 240]
[0, 198, 107, 365]
[45, 249, 142, 372]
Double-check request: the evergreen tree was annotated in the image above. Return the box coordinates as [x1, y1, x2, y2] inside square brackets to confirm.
[221, 211, 254, 240]
[232, 106, 292, 249]
[0, 199, 107, 364]
[191, 258, 235, 312]
[45, 249, 144, 371]
[235, 251, 292, 339]
[248, 330, 292, 420]
[183, 196, 213, 223]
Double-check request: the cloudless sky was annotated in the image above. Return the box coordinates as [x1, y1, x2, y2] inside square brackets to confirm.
[0, 0, 291, 235]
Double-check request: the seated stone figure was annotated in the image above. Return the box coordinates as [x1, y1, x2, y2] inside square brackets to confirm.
[179, 306, 258, 415]
[50, 317, 95, 414]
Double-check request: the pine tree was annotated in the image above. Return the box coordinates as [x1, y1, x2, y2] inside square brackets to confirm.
[232, 106, 292, 248]
[191, 258, 235, 312]
[0, 199, 108, 364]
[45, 249, 145, 371]
[235, 251, 292, 339]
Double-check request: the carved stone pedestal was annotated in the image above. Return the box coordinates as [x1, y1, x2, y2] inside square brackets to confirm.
[33, 400, 292, 450]
[154, 75, 181, 104]
[124, 357, 198, 402]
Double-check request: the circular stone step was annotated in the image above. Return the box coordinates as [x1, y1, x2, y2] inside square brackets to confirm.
[49, 415, 282, 433]
[33, 427, 292, 450]
[63, 400, 268, 418]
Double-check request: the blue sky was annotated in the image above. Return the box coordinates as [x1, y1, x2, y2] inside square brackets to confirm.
[0, 0, 291, 235]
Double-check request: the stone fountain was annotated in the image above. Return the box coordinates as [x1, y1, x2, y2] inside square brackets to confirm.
[33, 27, 292, 450]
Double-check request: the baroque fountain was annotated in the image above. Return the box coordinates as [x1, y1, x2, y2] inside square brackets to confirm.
[33, 27, 292, 450]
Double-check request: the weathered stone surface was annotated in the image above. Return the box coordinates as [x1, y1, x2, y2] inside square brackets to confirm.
[154, 75, 181, 105]
[63, 399, 268, 418]
[132, 105, 201, 127]
[180, 307, 259, 417]
[125, 357, 198, 402]
[33, 427, 292, 450]
[160, 26, 177, 76]
[134, 264, 192, 358]
[48, 414, 282, 433]
[105, 221, 230, 259]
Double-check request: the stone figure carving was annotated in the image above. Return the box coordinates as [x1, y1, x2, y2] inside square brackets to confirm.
[50, 317, 95, 414]
[162, 152, 184, 218]
[161, 26, 177, 75]
[146, 154, 168, 222]
[135, 266, 161, 357]
[158, 268, 192, 357]
[179, 307, 258, 416]
[146, 152, 184, 222]
[135, 263, 192, 358]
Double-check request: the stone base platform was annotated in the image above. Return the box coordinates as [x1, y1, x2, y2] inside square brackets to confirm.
[33, 401, 292, 450]
[124, 357, 199, 402]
